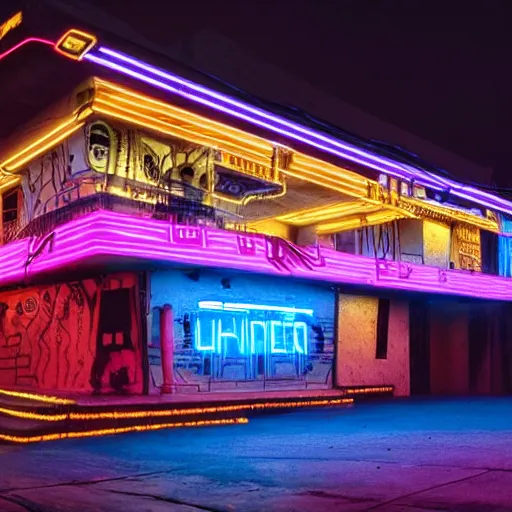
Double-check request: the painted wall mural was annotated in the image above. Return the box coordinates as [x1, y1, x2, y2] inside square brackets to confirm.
[20, 136, 84, 225]
[16, 118, 281, 237]
[17, 120, 212, 230]
[0, 273, 143, 394]
[149, 269, 335, 392]
[451, 223, 481, 271]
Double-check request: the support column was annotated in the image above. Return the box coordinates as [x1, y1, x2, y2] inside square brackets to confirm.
[160, 304, 174, 394]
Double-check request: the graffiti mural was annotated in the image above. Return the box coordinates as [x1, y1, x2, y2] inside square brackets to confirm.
[17, 118, 284, 235]
[0, 273, 142, 394]
[18, 121, 212, 224]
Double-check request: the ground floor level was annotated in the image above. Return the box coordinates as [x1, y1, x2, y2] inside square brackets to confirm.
[1, 398, 512, 511]
[0, 267, 511, 399]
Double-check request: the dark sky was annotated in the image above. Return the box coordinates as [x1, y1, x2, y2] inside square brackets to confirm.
[85, 0, 510, 183]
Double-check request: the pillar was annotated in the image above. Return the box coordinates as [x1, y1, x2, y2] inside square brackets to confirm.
[160, 304, 174, 394]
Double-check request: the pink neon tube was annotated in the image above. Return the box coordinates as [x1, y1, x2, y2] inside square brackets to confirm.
[0, 210, 509, 302]
[0, 37, 54, 62]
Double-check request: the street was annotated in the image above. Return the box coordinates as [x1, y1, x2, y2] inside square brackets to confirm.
[1, 398, 512, 511]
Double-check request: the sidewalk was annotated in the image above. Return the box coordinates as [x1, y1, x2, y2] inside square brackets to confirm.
[1, 397, 512, 511]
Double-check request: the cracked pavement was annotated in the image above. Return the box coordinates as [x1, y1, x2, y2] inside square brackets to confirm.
[1, 397, 512, 511]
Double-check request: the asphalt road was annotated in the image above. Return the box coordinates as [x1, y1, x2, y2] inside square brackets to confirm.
[1, 397, 512, 511]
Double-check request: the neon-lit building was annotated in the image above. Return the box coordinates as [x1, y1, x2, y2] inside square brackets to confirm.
[0, 2, 511, 402]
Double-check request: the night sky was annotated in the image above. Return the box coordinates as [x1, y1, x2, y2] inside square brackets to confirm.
[55, 1, 512, 185]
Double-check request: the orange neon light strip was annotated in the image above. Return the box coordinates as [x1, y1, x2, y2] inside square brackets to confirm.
[0, 388, 76, 405]
[316, 210, 409, 235]
[277, 201, 378, 225]
[0, 398, 352, 423]
[0, 417, 249, 444]
[0, 407, 67, 422]
[0, 176, 21, 193]
[343, 386, 394, 395]
[1, 118, 86, 171]
[0, 11, 23, 42]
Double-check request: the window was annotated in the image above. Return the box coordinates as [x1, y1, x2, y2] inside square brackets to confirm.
[376, 298, 390, 359]
[2, 187, 19, 225]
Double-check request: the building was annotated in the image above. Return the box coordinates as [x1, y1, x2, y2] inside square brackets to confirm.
[0, 2, 511, 409]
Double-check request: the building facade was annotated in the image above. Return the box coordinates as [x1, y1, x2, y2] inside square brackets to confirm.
[0, 5, 511, 401]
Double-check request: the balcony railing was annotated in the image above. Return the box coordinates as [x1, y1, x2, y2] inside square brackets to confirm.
[3, 175, 245, 244]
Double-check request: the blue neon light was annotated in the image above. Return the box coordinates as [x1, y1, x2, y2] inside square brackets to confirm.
[195, 302, 313, 355]
[197, 301, 314, 315]
[498, 218, 512, 277]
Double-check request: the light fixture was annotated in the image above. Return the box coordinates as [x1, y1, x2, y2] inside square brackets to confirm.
[55, 29, 97, 60]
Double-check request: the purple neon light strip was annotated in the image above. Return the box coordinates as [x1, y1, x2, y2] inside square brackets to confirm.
[83, 51, 442, 188]
[1, 210, 510, 301]
[82, 47, 512, 216]
[92, 50, 419, 177]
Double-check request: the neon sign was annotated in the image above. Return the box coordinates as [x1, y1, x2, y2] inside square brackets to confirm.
[217, 151, 279, 183]
[0, 11, 22, 42]
[195, 301, 313, 355]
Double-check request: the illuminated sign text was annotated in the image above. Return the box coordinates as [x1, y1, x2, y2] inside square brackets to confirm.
[195, 301, 313, 355]
[217, 151, 279, 183]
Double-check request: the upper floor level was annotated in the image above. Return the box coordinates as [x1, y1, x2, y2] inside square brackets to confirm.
[0, 76, 509, 285]
[0, 16, 511, 298]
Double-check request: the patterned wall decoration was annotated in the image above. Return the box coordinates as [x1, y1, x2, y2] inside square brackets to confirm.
[451, 223, 482, 271]
[0, 273, 142, 394]
[18, 121, 211, 225]
[20, 134, 86, 225]
[149, 269, 335, 393]
[16, 118, 283, 236]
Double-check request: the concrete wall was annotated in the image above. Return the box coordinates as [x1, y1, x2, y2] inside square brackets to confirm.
[246, 219, 291, 239]
[336, 294, 410, 396]
[423, 221, 451, 268]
